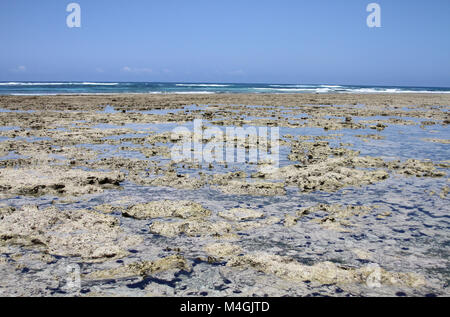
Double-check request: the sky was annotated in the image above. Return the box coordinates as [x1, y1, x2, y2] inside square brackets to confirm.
[0, 0, 449, 87]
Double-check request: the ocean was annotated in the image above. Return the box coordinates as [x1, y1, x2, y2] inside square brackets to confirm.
[1, 82, 450, 95]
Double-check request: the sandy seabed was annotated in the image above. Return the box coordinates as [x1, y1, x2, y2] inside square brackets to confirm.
[0, 93, 449, 297]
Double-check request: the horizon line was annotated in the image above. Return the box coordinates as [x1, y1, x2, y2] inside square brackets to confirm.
[1, 81, 450, 89]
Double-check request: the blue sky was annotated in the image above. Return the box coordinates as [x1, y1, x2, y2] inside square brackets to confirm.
[1, 0, 449, 86]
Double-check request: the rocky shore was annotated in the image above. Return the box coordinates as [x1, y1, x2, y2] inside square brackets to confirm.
[0, 93, 449, 297]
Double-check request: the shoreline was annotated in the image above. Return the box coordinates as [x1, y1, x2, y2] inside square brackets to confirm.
[2, 93, 450, 110]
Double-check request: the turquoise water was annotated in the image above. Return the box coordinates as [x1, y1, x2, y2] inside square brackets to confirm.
[1, 82, 450, 95]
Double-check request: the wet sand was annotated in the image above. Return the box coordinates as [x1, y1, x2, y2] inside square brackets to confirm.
[0, 93, 449, 297]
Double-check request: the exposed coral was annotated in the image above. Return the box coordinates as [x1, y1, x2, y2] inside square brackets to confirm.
[0, 167, 124, 198]
[227, 252, 426, 287]
[129, 172, 206, 190]
[204, 243, 243, 259]
[84, 255, 188, 280]
[394, 159, 446, 177]
[283, 215, 298, 227]
[259, 159, 389, 193]
[422, 138, 450, 144]
[218, 208, 264, 221]
[149, 219, 236, 239]
[214, 180, 286, 196]
[0, 206, 142, 261]
[355, 134, 385, 140]
[123, 200, 211, 220]
[297, 203, 373, 231]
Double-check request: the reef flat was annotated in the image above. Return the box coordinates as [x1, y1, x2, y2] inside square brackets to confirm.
[0, 93, 449, 297]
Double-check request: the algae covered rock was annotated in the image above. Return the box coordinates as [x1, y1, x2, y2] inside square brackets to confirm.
[129, 172, 206, 190]
[204, 243, 243, 259]
[215, 180, 286, 196]
[283, 214, 298, 227]
[227, 252, 426, 288]
[260, 158, 389, 193]
[0, 205, 141, 262]
[84, 255, 188, 280]
[296, 203, 373, 231]
[218, 208, 264, 221]
[395, 159, 446, 177]
[149, 219, 236, 239]
[123, 200, 211, 220]
[0, 167, 124, 198]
